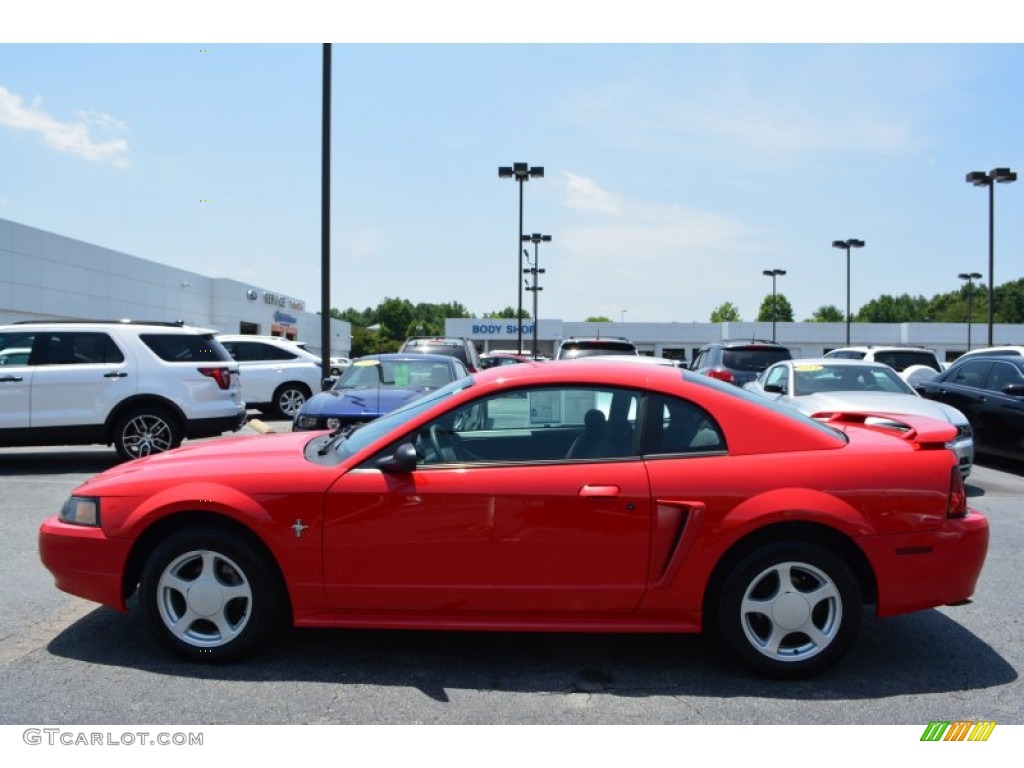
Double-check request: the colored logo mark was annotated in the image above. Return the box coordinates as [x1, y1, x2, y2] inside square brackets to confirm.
[921, 721, 997, 742]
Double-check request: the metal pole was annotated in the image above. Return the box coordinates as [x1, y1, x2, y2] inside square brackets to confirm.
[845, 245, 851, 345]
[532, 240, 540, 356]
[988, 182, 995, 347]
[771, 274, 778, 342]
[320, 43, 332, 382]
[517, 180, 524, 354]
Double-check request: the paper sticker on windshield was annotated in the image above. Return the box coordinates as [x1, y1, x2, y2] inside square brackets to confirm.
[794, 364, 823, 372]
[353, 360, 380, 367]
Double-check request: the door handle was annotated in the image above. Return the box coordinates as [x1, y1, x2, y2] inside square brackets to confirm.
[104, 372, 128, 378]
[579, 485, 620, 498]
[0, 375, 23, 382]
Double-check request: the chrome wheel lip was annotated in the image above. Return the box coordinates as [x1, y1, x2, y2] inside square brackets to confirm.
[156, 549, 254, 649]
[739, 560, 843, 664]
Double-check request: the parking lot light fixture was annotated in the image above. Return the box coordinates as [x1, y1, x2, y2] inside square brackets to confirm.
[966, 167, 1017, 346]
[832, 239, 865, 345]
[958, 271, 983, 351]
[762, 268, 786, 342]
[522, 233, 551, 356]
[499, 163, 545, 354]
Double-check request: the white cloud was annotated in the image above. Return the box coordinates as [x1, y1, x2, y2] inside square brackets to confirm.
[564, 172, 622, 214]
[0, 86, 130, 168]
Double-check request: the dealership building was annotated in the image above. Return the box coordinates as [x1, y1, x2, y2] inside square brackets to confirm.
[446, 315, 1022, 366]
[3, 217, 1019, 365]
[0, 217, 350, 357]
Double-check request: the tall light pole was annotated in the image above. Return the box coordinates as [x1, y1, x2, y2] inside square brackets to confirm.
[832, 239, 865, 345]
[522, 233, 550, 357]
[762, 268, 786, 342]
[966, 167, 1017, 346]
[958, 271, 983, 351]
[499, 162, 544, 353]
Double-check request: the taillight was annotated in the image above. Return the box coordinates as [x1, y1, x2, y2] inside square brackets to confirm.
[707, 368, 735, 383]
[198, 367, 232, 390]
[947, 466, 967, 519]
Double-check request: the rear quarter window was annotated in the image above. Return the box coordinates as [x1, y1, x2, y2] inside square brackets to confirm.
[140, 333, 233, 362]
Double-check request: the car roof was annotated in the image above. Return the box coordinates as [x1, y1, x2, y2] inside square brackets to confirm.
[784, 358, 894, 368]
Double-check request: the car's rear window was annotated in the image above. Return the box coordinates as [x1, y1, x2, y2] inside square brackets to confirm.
[722, 347, 791, 371]
[558, 341, 638, 359]
[140, 333, 233, 362]
[873, 351, 941, 372]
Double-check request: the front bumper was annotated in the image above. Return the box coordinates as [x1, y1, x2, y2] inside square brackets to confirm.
[38, 517, 133, 611]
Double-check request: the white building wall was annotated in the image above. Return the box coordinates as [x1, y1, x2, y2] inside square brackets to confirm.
[0, 217, 350, 358]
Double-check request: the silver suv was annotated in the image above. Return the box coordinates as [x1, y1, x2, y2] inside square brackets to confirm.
[217, 334, 323, 418]
[0, 320, 245, 459]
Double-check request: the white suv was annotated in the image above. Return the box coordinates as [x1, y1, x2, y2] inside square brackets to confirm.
[216, 334, 323, 419]
[0, 320, 246, 460]
[824, 346, 943, 383]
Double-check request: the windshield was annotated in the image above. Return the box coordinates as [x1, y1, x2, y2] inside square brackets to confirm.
[722, 347, 791, 371]
[559, 341, 637, 359]
[334, 376, 475, 460]
[792, 363, 916, 396]
[335, 358, 455, 391]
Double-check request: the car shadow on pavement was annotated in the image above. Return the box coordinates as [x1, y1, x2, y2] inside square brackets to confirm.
[44, 602, 1016, 714]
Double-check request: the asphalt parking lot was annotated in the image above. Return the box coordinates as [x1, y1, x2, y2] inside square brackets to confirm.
[1, 422, 1022, 727]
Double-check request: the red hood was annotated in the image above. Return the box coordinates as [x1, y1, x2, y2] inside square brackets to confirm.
[76, 431, 337, 495]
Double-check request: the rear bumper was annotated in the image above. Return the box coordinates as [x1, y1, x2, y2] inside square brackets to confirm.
[859, 510, 989, 617]
[183, 406, 247, 439]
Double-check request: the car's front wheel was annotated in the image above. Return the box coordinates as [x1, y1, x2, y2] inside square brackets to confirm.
[713, 542, 862, 678]
[112, 406, 183, 460]
[139, 529, 286, 662]
[272, 383, 311, 419]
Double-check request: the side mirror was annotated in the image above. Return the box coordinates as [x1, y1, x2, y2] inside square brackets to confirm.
[321, 377, 336, 391]
[1002, 383, 1024, 397]
[376, 442, 418, 473]
[764, 382, 786, 394]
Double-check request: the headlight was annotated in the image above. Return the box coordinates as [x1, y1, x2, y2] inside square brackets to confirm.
[59, 496, 100, 526]
[294, 415, 321, 430]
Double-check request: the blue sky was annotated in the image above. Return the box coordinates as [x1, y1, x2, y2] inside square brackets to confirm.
[3, 5, 1023, 325]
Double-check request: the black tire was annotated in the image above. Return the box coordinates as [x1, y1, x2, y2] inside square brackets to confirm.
[139, 528, 286, 662]
[713, 542, 862, 678]
[272, 383, 311, 419]
[112, 406, 183, 460]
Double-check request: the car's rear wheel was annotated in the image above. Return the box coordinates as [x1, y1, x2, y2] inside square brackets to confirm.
[714, 542, 862, 678]
[140, 529, 285, 662]
[113, 406, 182, 460]
[272, 383, 310, 419]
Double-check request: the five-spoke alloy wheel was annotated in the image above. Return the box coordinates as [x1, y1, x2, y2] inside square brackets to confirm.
[140, 529, 285, 661]
[715, 542, 862, 678]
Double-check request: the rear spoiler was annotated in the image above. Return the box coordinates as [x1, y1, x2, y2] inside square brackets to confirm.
[815, 411, 958, 449]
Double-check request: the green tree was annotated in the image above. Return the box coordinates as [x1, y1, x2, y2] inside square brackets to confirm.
[484, 306, 531, 319]
[756, 293, 794, 323]
[806, 304, 844, 322]
[855, 293, 931, 323]
[585, 316, 612, 322]
[710, 302, 742, 322]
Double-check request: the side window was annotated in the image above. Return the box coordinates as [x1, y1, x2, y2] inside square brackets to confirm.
[34, 332, 125, 365]
[0, 331, 35, 366]
[764, 364, 789, 392]
[986, 362, 1024, 392]
[951, 360, 991, 388]
[643, 393, 725, 455]
[413, 386, 641, 465]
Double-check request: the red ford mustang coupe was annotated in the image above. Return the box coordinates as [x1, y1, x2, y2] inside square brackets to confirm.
[39, 361, 989, 677]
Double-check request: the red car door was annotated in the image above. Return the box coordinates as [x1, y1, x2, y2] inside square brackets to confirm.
[322, 460, 651, 614]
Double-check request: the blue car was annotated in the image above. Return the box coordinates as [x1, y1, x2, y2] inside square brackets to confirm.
[292, 353, 469, 431]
